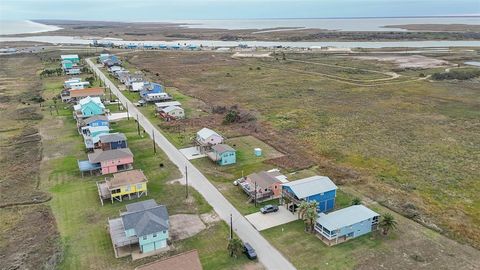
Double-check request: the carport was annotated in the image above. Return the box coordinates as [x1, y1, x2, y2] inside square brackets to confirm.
[245, 206, 298, 231]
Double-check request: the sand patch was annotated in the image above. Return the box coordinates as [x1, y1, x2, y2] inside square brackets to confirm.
[356, 55, 452, 69]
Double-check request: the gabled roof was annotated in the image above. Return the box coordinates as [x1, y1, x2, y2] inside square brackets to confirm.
[88, 148, 133, 163]
[99, 133, 127, 143]
[61, 54, 79, 59]
[316, 205, 379, 231]
[197, 128, 221, 140]
[247, 171, 282, 188]
[162, 105, 183, 113]
[121, 199, 169, 237]
[79, 115, 109, 125]
[69, 87, 104, 98]
[282, 175, 337, 199]
[108, 169, 147, 189]
[211, 144, 235, 154]
[155, 101, 181, 108]
[83, 125, 110, 134]
[135, 250, 202, 270]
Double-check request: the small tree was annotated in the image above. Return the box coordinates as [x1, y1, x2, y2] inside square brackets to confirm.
[380, 213, 397, 235]
[304, 206, 319, 233]
[351, 197, 361, 205]
[223, 109, 238, 124]
[227, 237, 243, 258]
[297, 201, 309, 219]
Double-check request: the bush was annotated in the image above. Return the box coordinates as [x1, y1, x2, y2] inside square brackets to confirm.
[431, 68, 480, 80]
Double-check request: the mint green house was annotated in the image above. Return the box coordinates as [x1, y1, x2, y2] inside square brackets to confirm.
[73, 96, 105, 119]
[61, 54, 80, 63]
[61, 60, 73, 70]
[122, 200, 169, 254]
[207, 144, 236, 166]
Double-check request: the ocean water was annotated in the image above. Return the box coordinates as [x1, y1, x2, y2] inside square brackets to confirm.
[171, 17, 480, 31]
[0, 20, 61, 35]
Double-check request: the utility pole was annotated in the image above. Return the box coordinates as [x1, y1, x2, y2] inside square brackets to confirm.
[254, 181, 257, 207]
[230, 214, 233, 240]
[136, 114, 140, 136]
[185, 165, 189, 199]
[126, 104, 129, 120]
[152, 129, 156, 154]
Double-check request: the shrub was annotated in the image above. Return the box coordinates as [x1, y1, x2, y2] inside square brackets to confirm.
[431, 68, 480, 80]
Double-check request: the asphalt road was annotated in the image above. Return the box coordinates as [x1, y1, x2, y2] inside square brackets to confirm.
[86, 58, 296, 270]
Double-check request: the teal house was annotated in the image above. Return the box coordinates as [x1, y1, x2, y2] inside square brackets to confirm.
[61, 54, 80, 63]
[207, 144, 236, 166]
[73, 96, 105, 119]
[61, 60, 73, 70]
[108, 199, 169, 257]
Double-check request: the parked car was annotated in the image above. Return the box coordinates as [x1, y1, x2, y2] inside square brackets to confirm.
[288, 204, 299, 212]
[243, 242, 257, 260]
[260, 204, 278, 214]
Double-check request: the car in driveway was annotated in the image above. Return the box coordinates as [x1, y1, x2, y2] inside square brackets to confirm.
[244, 242, 257, 260]
[260, 204, 279, 214]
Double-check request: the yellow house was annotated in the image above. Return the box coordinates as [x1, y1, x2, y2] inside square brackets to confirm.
[96, 169, 148, 205]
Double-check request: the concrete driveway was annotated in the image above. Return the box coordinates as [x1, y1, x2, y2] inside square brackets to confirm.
[179, 146, 206, 160]
[245, 206, 298, 231]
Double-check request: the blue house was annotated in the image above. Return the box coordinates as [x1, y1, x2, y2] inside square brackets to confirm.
[77, 115, 109, 132]
[314, 205, 380, 246]
[207, 144, 236, 166]
[98, 133, 128, 151]
[281, 175, 338, 213]
[140, 82, 164, 98]
[108, 199, 169, 257]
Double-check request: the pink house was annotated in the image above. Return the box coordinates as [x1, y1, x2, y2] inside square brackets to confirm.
[196, 128, 224, 152]
[88, 148, 134, 175]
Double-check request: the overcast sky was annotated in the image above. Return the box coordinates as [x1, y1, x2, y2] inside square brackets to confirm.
[0, 0, 479, 21]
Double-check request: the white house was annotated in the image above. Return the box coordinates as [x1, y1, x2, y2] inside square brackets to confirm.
[161, 106, 184, 119]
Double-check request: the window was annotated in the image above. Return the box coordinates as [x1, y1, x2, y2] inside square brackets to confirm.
[153, 234, 157, 237]
[125, 185, 130, 192]
[136, 183, 143, 189]
[143, 236, 147, 240]
[163, 230, 166, 234]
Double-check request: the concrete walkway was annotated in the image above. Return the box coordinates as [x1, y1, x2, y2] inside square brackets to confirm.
[86, 58, 296, 270]
[245, 206, 298, 231]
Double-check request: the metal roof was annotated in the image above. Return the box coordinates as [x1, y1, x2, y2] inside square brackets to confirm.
[247, 171, 282, 188]
[80, 115, 109, 125]
[197, 128, 221, 140]
[316, 205, 379, 231]
[108, 169, 147, 189]
[99, 133, 127, 143]
[211, 144, 235, 154]
[121, 200, 169, 237]
[155, 101, 181, 108]
[282, 175, 337, 199]
[61, 54, 79, 59]
[162, 105, 183, 113]
[88, 148, 133, 163]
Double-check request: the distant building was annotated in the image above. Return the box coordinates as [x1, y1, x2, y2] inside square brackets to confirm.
[281, 175, 338, 213]
[314, 205, 380, 246]
[73, 96, 106, 119]
[66, 87, 104, 103]
[61, 54, 80, 63]
[159, 105, 184, 121]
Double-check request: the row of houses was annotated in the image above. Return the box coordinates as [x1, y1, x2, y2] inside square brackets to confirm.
[56, 55, 173, 259]
[100, 53, 186, 121]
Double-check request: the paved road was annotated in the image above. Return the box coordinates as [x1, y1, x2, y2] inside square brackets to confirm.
[86, 58, 296, 270]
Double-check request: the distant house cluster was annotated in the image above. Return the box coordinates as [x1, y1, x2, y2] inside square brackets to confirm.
[99, 53, 185, 121]
[61, 54, 82, 75]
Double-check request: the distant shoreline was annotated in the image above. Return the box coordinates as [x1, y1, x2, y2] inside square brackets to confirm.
[0, 20, 62, 35]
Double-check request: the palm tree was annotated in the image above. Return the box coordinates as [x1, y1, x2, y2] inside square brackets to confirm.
[351, 197, 361, 205]
[304, 206, 319, 233]
[227, 237, 243, 258]
[297, 201, 309, 219]
[380, 213, 397, 235]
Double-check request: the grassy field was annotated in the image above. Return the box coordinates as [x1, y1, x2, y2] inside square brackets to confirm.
[38, 79, 254, 270]
[127, 50, 480, 249]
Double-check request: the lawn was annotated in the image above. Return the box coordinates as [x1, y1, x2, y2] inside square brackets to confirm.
[261, 220, 384, 270]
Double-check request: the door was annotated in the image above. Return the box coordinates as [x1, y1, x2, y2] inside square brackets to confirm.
[326, 199, 335, 211]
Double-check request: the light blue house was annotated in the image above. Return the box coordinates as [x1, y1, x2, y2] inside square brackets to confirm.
[314, 205, 380, 246]
[73, 96, 106, 119]
[120, 200, 169, 254]
[281, 175, 337, 213]
[77, 115, 109, 132]
[61, 60, 74, 70]
[207, 144, 236, 166]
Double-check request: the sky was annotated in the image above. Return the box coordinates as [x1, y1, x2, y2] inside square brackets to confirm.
[0, 0, 479, 21]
